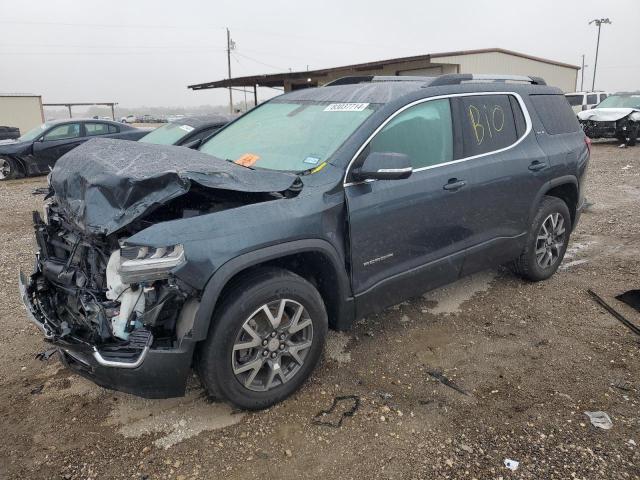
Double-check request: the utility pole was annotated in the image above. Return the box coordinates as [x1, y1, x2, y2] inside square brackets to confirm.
[589, 18, 611, 91]
[580, 54, 588, 91]
[226, 28, 235, 114]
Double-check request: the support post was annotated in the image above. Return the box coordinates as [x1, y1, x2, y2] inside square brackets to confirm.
[67, 105, 72, 118]
[226, 28, 233, 114]
[253, 84, 258, 107]
[111, 104, 115, 120]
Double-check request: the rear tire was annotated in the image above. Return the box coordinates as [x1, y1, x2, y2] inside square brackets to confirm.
[511, 196, 571, 282]
[196, 268, 328, 410]
[0, 157, 23, 180]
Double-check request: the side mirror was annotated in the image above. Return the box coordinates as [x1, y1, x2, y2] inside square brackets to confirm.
[352, 152, 412, 181]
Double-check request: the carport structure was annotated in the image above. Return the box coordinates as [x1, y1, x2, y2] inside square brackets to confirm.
[42, 102, 118, 120]
[187, 48, 580, 106]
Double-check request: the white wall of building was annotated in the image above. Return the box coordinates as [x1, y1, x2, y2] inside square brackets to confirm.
[0, 96, 44, 134]
[434, 51, 578, 92]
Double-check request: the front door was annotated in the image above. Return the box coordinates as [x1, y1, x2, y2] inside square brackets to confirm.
[32, 123, 84, 171]
[345, 98, 471, 315]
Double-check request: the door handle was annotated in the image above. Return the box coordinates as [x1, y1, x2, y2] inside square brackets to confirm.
[528, 161, 548, 172]
[443, 179, 467, 191]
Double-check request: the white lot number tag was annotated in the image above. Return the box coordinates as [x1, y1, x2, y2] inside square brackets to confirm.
[324, 103, 369, 112]
[179, 125, 195, 132]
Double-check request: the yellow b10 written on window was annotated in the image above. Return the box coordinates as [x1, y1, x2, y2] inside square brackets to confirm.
[468, 103, 505, 145]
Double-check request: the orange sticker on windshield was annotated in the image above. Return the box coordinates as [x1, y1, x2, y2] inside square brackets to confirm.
[235, 153, 260, 167]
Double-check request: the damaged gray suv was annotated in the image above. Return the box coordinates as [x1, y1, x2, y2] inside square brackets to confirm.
[20, 74, 589, 409]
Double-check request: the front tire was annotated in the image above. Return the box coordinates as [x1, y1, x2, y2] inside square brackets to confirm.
[511, 196, 571, 282]
[0, 157, 23, 180]
[197, 268, 328, 410]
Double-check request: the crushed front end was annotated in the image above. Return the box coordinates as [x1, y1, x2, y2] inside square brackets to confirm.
[20, 202, 197, 398]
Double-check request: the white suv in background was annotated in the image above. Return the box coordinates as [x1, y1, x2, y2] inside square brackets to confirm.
[565, 91, 610, 114]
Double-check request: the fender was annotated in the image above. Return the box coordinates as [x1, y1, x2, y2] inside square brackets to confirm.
[528, 175, 579, 227]
[191, 239, 354, 341]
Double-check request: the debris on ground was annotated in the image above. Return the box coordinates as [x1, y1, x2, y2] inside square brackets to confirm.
[426, 369, 471, 396]
[585, 411, 613, 430]
[312, 395, 360, 428]
[616, 289, 640, 313]
[504, 458, 520, 471]
[588, 289, 640, 336]
[35, 348, 58, 361]
[29, 385, 44, 395]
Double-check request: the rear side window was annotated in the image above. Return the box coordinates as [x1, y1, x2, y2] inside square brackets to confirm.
[530, 95, 581, 135]
[369, 98, 453, 169]
[456, 95, 519, 157]
[85, 123, 111, 136]
[586, 94, 598, 104]
[565, 94, 584, 106]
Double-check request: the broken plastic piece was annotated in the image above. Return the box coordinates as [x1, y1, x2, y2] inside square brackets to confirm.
[616, 290, 640, 314]
[504, 459, 519, 471]
[312, 395, 360, 428]
[585, 411, 613, 430]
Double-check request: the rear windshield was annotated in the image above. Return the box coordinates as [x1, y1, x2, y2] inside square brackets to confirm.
[565, 94, 584, 106]
[530, 95, 581, 135]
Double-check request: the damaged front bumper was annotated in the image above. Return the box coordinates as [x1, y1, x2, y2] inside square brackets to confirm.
[19, 269, 196, 399]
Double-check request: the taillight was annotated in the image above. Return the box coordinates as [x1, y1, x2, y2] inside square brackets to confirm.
[584, 136, 592, 154]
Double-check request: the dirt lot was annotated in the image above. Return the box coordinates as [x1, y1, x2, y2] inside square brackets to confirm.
[0, 143, 639, 479]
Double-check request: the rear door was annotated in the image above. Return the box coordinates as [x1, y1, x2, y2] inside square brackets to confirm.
[449, 93, 551, 274]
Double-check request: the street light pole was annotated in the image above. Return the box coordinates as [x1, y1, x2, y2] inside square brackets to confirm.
[580, 54, 588, 91]
[588, 18, 611, 91]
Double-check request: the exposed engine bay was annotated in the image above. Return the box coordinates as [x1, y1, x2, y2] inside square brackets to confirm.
[26, 186, 291, 349]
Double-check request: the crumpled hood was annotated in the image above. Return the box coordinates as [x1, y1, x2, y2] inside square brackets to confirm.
[578, 107, 640, 122]
[50, 138, 299, 235]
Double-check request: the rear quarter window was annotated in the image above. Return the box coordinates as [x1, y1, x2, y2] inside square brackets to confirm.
[530, 95, 581, 135]
[456, 95, 519, 157]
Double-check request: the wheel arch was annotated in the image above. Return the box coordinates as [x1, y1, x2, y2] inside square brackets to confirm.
[530, 176, 579, 229]
[191, 240, 354, 342]
[0, 155, 27, 178]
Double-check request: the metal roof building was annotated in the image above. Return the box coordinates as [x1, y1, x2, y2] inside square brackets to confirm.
[188, 48, 580, 102]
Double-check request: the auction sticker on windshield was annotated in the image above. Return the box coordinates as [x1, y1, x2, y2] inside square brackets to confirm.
[179, 125, 195, 132]
[324, 103, 370, 112]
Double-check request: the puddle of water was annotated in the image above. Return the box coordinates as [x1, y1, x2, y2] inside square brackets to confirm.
[422, 271, 496, 315]
[559, 259, 589, 271]
[564, 239, 598, 260]
[105, 388, 243, 449]
[325, 331, 351, 364]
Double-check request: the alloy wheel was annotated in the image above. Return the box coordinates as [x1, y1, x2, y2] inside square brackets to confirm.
[231, 299, 313, 392]
[0, 158, 10, 180]
[535, 212, 566, 268]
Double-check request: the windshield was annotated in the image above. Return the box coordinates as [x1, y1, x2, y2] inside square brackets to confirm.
[18, 122, 50, 142]
[199, 101, 376, 172]
[139, 123, 195, 145]
[565, 94, 584, 106]
[597, 94, 640, 109]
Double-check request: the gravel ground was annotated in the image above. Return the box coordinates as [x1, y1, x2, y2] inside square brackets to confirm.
[0, 142, 639, 479]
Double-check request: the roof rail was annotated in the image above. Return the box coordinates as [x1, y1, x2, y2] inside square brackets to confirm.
[324, 75, 435, 87]
[427, 74, 546, 87]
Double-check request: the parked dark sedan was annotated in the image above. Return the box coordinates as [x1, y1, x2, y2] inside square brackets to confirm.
[0, 119, 147, 180]
[138, 114, 233, 149]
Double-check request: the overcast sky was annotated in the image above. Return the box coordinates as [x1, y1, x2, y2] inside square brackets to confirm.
[1, 0, 638, 109]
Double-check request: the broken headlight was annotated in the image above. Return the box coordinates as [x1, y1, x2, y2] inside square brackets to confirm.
[118, 244, 185, 283]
